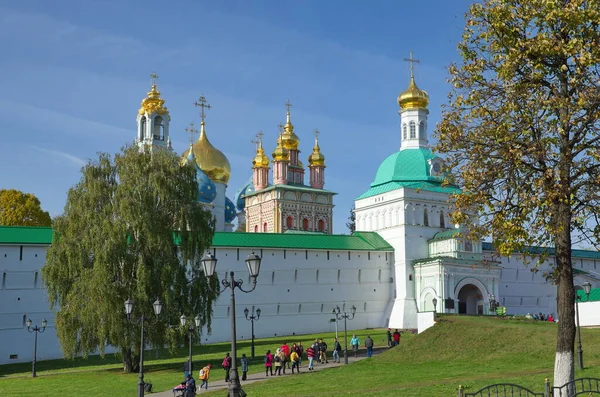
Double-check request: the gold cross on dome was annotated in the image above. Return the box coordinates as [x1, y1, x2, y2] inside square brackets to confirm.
[150, 71, 159, 85]
[185, 122, 199, 145]
[313, 128, 320, 140]
[403, 51, 420, 78]
[285, 99, 292, 113]
[256, 130, 264, 143]
[194, 95, 212, 121]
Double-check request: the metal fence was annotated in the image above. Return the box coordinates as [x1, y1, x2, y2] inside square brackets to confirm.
[457, 378, 600, 397]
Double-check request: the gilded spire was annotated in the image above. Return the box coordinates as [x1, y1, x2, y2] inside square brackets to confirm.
[182, 95, 232, 184]
[280, 99, 300, 150]
[139, 72, 169, 115]
[252, 131, 270, 168]
[398, 52, 429, 110]
[308, 129, 325, 167]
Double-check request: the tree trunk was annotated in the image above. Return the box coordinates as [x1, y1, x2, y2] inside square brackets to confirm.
[553, 202, 575, 387]
[122, 347, 140, 373]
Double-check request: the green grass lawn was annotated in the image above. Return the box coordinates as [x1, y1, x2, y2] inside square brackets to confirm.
[1, 316, 600, 397]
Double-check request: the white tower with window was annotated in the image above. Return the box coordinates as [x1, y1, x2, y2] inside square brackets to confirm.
[136, 72, 172, 151]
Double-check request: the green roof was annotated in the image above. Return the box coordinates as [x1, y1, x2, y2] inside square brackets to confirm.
[244, 183, 336, 198]
[0, 226, 391, 251]
[482, 242, 600, 260]
[576, 288, 600, 302]
[212, 231, 393, 251]
[429, 227, 466, 242]
[0, 226, 53, 244]
[357, 181, 460, 199]
[356, 148, 460, 200]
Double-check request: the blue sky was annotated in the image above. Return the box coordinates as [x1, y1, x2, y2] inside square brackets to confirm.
[0, 0, 472, 233]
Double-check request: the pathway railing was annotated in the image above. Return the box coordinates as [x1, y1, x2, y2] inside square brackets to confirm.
[457, 378, 600, 397]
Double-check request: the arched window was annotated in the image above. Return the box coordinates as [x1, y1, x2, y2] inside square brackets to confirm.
[286, 216, 293, 229]
[423, 208, 429, 226]
[263, 222, 268, 232]
[302, 218, 309, 230]
[402, 124, 407, 140]
[154, 116, 164, 141]
[419, 121, 426, 139]
[318, 219, 325, 231]
[409, 121, 416, 139]
[254, 225, 258, 233]
[140, 116, 147, 139]
[440, 210, 445, 228]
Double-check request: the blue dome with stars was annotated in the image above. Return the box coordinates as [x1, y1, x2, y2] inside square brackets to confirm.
[186, 150, 217, 204]
[225, 196, 237, 223]
[233, 178, 255, 211]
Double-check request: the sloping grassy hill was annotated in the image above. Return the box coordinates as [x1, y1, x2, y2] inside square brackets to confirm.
[220, 315, 600, 397]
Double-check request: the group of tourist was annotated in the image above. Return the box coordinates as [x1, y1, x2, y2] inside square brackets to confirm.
[525, 312, 556, 322]
[175, 332, 393, 395]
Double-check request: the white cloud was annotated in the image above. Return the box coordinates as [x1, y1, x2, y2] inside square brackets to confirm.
[30, 146, 87, 168]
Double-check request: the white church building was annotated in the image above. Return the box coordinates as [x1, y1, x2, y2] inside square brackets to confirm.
[1, 71, 600, 365]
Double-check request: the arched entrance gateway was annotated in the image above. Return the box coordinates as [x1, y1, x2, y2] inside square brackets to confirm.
[457, 284, 484, 315]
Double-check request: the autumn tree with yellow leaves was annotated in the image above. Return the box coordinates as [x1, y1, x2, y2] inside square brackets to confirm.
[0, 189, 51, 226]
[436, 0, 600, 386]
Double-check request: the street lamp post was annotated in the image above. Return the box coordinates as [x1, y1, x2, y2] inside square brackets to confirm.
[432, 297, 438, 313]
[333, 304, 356, 365]
[25, 318, 47, 377]
[201, 250, 262, 397]
[180, 314, 202, 376]
[243, 306, 261, 359]
[575, 281, 592, 370]
[124, 298, 162, 397]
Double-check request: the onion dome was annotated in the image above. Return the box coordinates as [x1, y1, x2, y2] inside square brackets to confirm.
[397, 76, 429, 110]
[182, 121, 231, 184]
[234, 178, 255, 211]
[225, 197, 237, 223]
[139, 83, 169, 115]
[272, 133, 290, 162]
[308, 136, 325, 167]
[185, 145, 216, 204]
[281, 108, 300, 150]
[252, 140, 270, 168]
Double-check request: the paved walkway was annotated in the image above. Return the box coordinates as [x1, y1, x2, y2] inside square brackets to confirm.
[154, 348, 386, 396]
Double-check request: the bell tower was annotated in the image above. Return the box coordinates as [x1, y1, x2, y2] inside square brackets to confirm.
[136, 72, 172, 151]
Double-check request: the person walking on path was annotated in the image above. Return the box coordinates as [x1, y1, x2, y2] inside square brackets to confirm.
[274, 348, 284, 376]
[393, 329, 401, 346]
[222, 352, 232, 382]
[350, 334, 360, 358]
[281, 342, 291, 372]
[297, 342, 304, 366]
[332, 338, 342, 363]
[365, 335, 374, 358]
[290, 349, 300, 374]
[264, 350, 274, 377]
[198, 363, 211, 390]
[240, 353, 249, 381]
[386, 329, 392, 347]
[319, 338, 328, 363]
[306, 344, 315, 370]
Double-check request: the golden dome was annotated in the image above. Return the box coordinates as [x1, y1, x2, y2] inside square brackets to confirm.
[308, 137, 325, 167]
[182, 121, 231, 184]
[272, 133, 290, 162]
[281, 110, 300, 150]
[139, 84, 169, 115]
[252, 141, 270, 168]
[397, 76, 429, 110]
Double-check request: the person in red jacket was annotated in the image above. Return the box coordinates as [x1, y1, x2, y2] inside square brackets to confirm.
[306, 345, 315, 370]
[280, 343, 291, 373]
